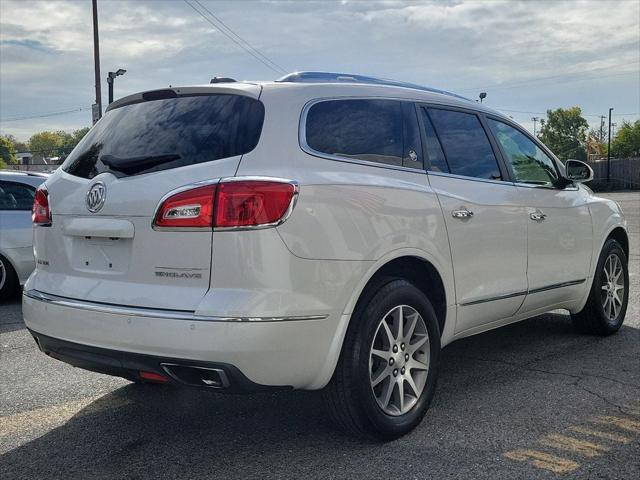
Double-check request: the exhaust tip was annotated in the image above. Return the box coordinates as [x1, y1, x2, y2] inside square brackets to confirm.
[160, 363, 230, 388]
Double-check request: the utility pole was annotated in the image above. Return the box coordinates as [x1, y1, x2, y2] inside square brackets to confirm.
[92, 0, 102, 124]
[531, 117, 539, 136]
[607, 107, 613, 183]
[599, 115, 605, 143]
[611, 122, 617, 138]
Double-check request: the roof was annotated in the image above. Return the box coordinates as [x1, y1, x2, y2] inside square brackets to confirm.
[0, 170, 49, 185]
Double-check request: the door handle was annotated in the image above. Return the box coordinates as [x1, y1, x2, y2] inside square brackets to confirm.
[452, 208, 474, 219]
[530, 210, 547, 222]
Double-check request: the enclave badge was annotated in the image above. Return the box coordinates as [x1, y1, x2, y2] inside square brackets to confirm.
[86, 182, 106, 213]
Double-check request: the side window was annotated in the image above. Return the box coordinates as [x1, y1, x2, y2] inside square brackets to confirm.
[419, 108, 449, 173]
[305, 99, 405, 167]
[402, 102, 423, 169]
[487, 118, 559, 186]
[0, 181, 36, 211]
[428, 108, 502, 180]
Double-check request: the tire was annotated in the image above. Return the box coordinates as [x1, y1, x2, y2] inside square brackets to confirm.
[323, 278, 440, 440]
[0, 254, 19, 301]
[571, 239, 629, 336]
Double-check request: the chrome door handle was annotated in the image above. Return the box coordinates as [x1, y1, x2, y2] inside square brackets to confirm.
[530, 210, 547, 222]
[452, 208, 474, 219]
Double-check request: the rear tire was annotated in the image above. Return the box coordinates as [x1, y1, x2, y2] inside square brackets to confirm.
[571, 239, 629, 335]
[0, 254, 18, 301]
[323, 278, 440, 440]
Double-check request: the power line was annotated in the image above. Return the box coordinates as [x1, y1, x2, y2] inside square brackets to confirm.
[183, 0, 287, 76]
[193, 0, 288, 75]
[454, 61, 640, 92]
[0, 107, 91, 122]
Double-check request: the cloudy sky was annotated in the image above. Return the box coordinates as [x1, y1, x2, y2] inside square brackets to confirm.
[0, 0, 639, 140]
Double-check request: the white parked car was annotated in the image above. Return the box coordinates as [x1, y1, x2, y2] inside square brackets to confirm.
[0, 170, 48, 299]
[23, 73, 629, 439]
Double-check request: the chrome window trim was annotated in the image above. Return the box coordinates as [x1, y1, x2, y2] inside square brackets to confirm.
[299, 96, 427, 174]
[427, 170, 514, 186]
[151, 176, 299, 232]
[24, 289, 328, 323]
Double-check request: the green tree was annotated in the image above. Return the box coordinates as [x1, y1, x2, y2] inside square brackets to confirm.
[56, 127, 90, 159]
[610, 120, 640, 157]
[28, 131, 63, 162]
[538, 107, 589, 161]
[0, 135, 17, 168]
[3, 134, 29, 153]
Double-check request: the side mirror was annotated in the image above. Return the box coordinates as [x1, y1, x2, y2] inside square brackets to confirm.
[564, 159, 594, 183]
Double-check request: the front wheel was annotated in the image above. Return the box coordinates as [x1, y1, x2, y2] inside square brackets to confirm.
[572, 239, 629, 335]
[323, 279, 440, 440]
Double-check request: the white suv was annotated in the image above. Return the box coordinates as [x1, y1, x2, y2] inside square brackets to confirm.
[23, 72, 629, 439]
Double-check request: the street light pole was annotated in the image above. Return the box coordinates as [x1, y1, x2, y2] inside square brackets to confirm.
[92, 0, 102, 124]
[607, 107, 613, 183]
[531, 116, 539, 136]
[107, 69, 127, 104]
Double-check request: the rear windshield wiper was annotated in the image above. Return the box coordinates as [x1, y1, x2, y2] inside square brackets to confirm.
[100, 154, 181, 175]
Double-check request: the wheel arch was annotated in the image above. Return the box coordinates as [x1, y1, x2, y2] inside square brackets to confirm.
[606, 226, 629, 260]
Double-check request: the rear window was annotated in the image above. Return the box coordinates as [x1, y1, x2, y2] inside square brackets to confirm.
[62, 94, 264, 178]
[0, 180, 35, 211]
[305, 99, 421, 168]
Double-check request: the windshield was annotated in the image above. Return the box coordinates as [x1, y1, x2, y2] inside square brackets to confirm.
[62, 94, 264, 178]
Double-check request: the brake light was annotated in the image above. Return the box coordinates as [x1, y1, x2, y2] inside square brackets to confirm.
[152, 179, 297, 230]
[214, 180, 296, 228]
[153, 184, 216, 229]
[32, 187, 51, 226]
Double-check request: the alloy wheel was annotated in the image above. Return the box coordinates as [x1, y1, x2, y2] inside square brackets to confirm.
[601, 253, 625, 321]
[0, 257, 6, 291]
[369, 305, 430, 416]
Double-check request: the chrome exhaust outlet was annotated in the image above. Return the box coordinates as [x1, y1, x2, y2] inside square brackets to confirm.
[160, 363, 230, 388]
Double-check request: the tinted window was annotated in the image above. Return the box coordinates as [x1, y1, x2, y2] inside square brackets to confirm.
[420, 108, 448, 173]
[487, 119, 559, 186]
[402, 103, 423, 169]
[62, 94, 264, 179]
[0, 181, 35, 211]
[428, 109, 501, 180]
[306, 99, 406, 167]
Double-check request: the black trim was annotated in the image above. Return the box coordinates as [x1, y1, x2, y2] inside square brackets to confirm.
[459, 290, 527, 306]
[459, 279, 586, 306]
[29, 329, 292, 393]
[528, 279, 586, 294]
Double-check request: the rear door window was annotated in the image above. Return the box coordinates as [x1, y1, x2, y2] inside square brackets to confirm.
[305, 99, 422, 169]
[419, 108, 449, 173]
[62, 94, 265, 179]
[427, 108, 502, 180]
[0, 181, 35, 211]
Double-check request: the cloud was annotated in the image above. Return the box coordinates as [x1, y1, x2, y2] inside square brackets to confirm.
[0, 0, 638, 139]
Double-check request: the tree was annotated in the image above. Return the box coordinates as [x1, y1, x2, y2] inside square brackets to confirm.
[3, 134, 29, 153]
[28, 131, 63, 162]
[0, 135, 17, 168]
[56, 127, 90, 159]
[538, 107, 589, 162]
[610, 120, 640, 158]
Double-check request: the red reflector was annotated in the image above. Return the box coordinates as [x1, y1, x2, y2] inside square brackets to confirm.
[153, 184, 216, 229]
[139, 371, 169, 383]
[32, 187, 51, 226]
[214, 180, 296, 228]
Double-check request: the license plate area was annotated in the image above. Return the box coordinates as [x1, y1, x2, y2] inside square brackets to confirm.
[69, 237, 132, 274]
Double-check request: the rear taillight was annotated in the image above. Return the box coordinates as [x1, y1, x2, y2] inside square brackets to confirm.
[32, 187, 51, 226]
[152, 179, 297, 230]
[214, 180, 296, 229]
[153, 184, 216, 229]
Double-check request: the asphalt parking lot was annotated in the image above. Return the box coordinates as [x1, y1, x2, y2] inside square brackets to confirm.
[1, 192, 638, 480]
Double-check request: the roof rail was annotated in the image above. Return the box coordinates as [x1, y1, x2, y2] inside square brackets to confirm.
[276, 71, 471, 101]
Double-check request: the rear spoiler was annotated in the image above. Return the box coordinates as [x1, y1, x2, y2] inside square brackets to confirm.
[107, 83, 263, 112]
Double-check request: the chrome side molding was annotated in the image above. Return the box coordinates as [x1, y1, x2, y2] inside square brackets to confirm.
[23, 290, 328, 323]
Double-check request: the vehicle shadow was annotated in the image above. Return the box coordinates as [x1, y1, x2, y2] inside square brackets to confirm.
[0, 297, 25, 334]
[2, 312, 639, 479]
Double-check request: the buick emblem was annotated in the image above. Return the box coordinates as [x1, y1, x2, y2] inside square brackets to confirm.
[86, 182, 106, 213]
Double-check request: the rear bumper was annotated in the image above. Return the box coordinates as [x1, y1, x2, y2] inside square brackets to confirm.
[29, 329, 287, 392]
[23, 289, 344, 389]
